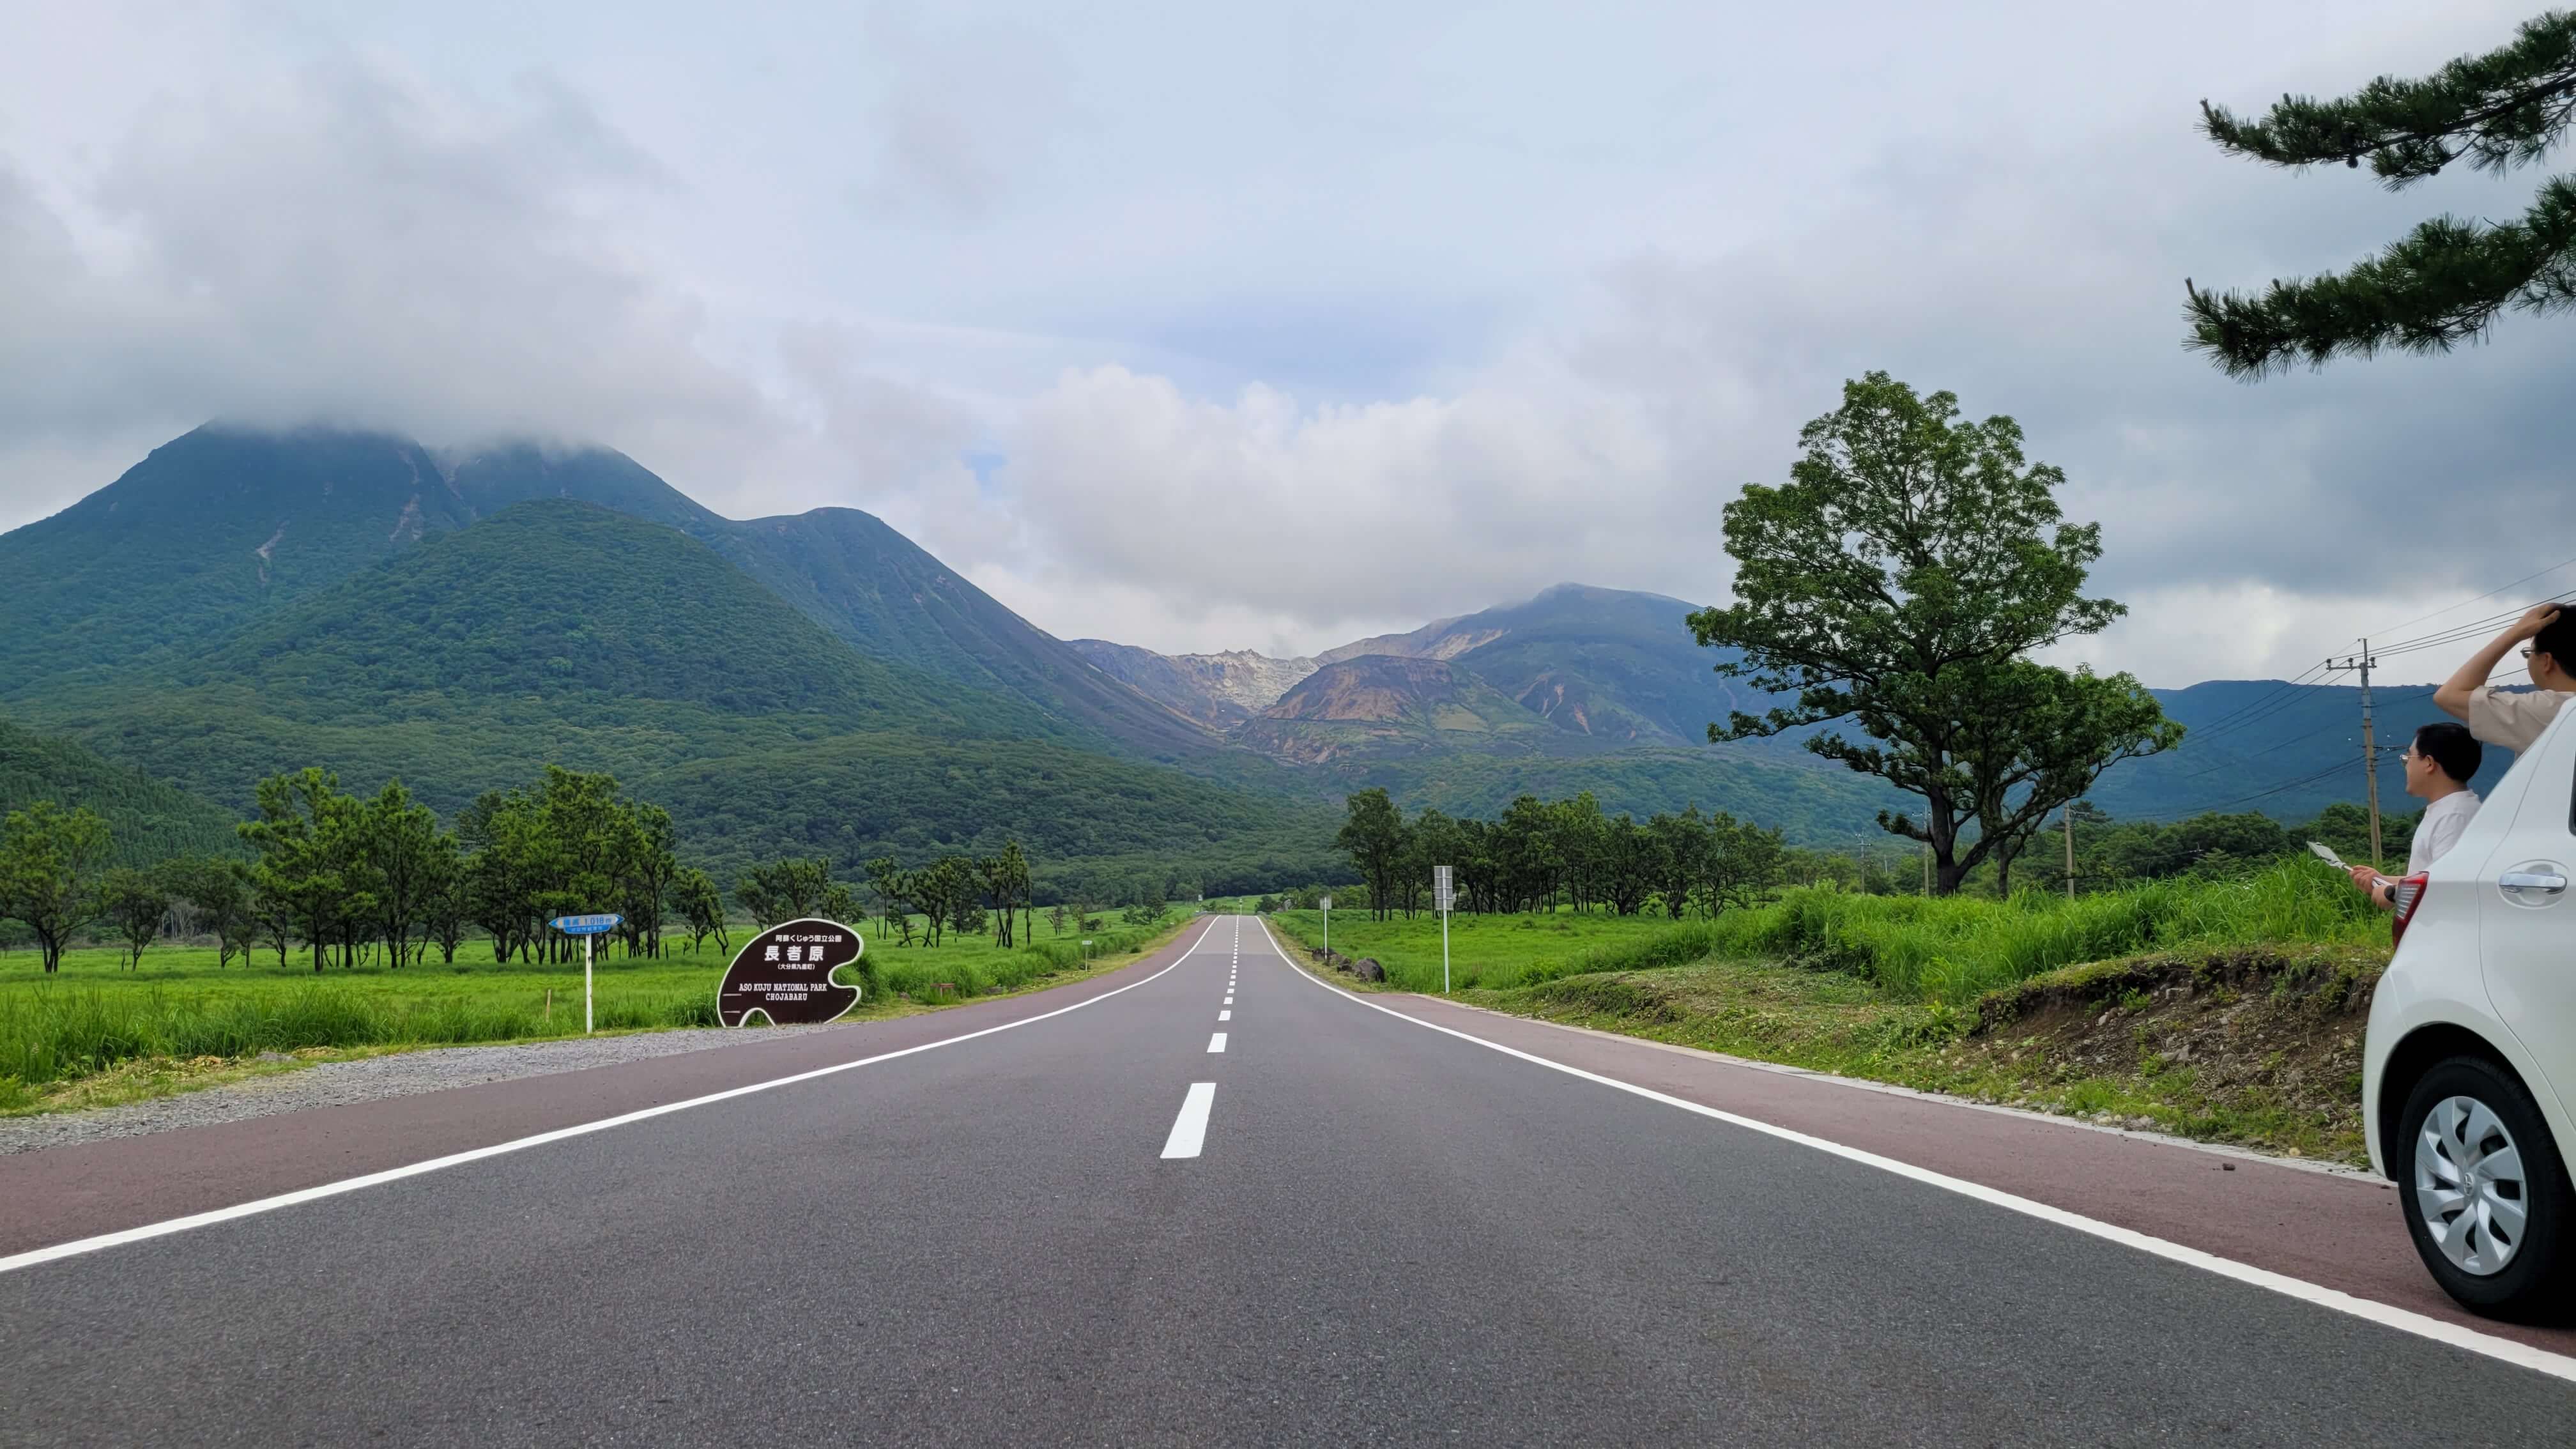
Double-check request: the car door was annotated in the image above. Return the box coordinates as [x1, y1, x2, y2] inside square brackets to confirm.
[2478, 705, 2576, 1115]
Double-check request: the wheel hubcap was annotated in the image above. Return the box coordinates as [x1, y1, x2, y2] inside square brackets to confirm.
[2414, 1094, 2530, 1277]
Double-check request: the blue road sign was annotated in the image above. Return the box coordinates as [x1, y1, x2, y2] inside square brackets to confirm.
[549, 914, 623, 935]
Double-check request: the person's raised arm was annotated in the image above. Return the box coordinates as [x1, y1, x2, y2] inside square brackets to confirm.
[2435, 604, 2563, 721]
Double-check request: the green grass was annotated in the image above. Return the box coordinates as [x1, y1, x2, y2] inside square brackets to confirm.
[1267, 908, 1703, 992]
[0, 912, 1181, 1110]
[1273, 861, 2380, 1005]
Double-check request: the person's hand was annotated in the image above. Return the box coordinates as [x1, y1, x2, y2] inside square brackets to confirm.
[2348, 864, 2384, 894]
[2508, 603, 2563, 641]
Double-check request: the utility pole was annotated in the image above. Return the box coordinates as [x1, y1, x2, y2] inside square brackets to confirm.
[1921, 841, 1932, 895]
[2063, 802, 2077, 900]
[2329, 640, 2385, 869]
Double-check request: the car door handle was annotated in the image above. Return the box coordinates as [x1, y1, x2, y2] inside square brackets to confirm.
[2499, 871, 2569, 893]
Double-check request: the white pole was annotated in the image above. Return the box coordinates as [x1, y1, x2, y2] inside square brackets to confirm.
[583, 933, 594, 1035]
[1322, 900, 1329, 956]
[1442, 898, 1451, 994]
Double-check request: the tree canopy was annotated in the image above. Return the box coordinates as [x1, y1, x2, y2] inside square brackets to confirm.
[1687, 373, 2180, 894]
[2186, 10, 2576, 374]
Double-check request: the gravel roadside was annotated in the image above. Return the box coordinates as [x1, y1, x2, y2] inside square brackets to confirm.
[0, 1023, 852, 1157]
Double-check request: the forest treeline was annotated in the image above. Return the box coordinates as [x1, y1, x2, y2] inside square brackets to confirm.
[1308, 786, 2432, 921]
[0, 762, 1158, 974]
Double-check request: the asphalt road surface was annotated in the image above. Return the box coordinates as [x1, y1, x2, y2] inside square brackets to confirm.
[6, 916, 2576, 1446]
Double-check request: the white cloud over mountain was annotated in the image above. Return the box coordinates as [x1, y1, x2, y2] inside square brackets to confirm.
[2, 0, 2568, 684]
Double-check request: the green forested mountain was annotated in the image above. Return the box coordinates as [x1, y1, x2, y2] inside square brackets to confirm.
[0, 718, 243, 865]
[3, 471, 1336, 883]
[197, 500, 1029, 733]
[447, 445, 1217, 757]
[0, 428, 470, 690]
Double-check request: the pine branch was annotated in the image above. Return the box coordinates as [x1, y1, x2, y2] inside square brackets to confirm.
[2185, 174, 2576, 375]
[2200, 11, 2576, 185]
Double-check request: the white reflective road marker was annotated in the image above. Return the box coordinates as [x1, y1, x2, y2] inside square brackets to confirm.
[1162, 1082, 1216, 1159]
[1208, 1032, 1228, 1053]
[1218, 1009, 1231, 1021]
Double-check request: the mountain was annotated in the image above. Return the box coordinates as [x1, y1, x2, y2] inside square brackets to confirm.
[0, 427, 472, 691]
[447, 445, 1218, 758]
[0, 426, 1220, 765]
[0, 436, 1342, 885]
[0, 717, 244, 866]
[1233, 656, 1560, 763]
[1068, 641, 1317, 730]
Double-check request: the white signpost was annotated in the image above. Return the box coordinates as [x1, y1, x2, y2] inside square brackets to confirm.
[1432, 866, 1455, 993]
[549, 914, 624, 1034]
[1318, 894, 1331, 956]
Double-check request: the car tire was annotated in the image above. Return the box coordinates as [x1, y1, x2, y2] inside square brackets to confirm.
[2397, 1055, 2576, 1321]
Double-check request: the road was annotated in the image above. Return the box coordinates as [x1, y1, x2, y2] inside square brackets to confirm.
[4, 915, 2575, 1446]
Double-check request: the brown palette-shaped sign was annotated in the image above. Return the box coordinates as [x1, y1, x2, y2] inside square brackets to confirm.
[717, 917, 864, 1027]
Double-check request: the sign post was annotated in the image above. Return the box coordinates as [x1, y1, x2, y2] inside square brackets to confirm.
[1318, 894, 1331, 957]
[549, 914, 624, 1034]
[1432, 866, 1454, 993]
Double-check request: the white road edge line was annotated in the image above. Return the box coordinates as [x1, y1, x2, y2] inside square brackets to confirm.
[1208, 1032, 1228, 1054]
[1162, 1082, 1216, 1159]
[1248, 918, 2576, 1386]
[0, 919, 1229, 1278]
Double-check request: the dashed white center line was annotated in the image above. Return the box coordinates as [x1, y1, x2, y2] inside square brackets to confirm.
[1161, 1082, 1216, 1159]
[1218, 1009, 1230, 1020]
[1208, 1032, 1228, 1053]
[1223, 996, 1234, 1006]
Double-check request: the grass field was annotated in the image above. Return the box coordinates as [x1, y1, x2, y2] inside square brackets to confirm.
[1272, 864, 2391, 1162]
[1271, 861, 2382, 1003]
[1266, 908, 1694, 993]
[0, 912, 1188, 1114]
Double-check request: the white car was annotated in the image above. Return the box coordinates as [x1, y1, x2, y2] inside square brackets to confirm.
[2366, 705, 2576, 1319]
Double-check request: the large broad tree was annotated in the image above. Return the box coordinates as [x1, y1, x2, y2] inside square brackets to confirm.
[2186, 11, 2576, 374]
[1335, 788, 1409, 921]
[1688, 372, 2180, 894]
[0, 802, 111, 972]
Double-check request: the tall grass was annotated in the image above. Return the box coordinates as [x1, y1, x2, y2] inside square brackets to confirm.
[1, 916, 1181, 1101]
[0, 984, 723, 1098]
[1280, 861, 2382, 1005]
[1701, 860, 2381, 1002]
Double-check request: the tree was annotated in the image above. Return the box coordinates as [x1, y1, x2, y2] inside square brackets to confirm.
[359, 781, 442, 969]
[1643, 808, 1710, 919]
[1700, 813, 1786, 916]
[1688, 374, 2179, 894]
[675, 868, 728, 955]
[1959, 664, 2182, 895]
[2186, 12, 2576, 374]
[0, 801, 111, 973]
[161, 855, 257, 970]
[420, 838, 468, 967]
[239, 769, 362, 973]
[737, 857, 831, 929]
[1336, 789, 1409, 921]
[96, 867, 170, 970]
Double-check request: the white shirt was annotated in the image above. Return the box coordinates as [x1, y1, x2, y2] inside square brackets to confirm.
[2406, 789, 2482, 877]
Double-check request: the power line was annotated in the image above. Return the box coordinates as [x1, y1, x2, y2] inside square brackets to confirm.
[2368, 553, 2576, 640]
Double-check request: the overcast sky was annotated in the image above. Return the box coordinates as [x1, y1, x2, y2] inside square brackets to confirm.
[3, 1, 2568, 684]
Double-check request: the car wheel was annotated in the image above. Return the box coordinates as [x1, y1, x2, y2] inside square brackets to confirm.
[2398, 1055, 2576, 1321]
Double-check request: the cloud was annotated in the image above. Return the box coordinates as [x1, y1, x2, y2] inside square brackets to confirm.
[0, 54, 773, 517]
[4, 0, 2570, 689]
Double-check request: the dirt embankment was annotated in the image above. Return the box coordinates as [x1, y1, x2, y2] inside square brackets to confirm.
[1476, 943, 2390, 1164]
